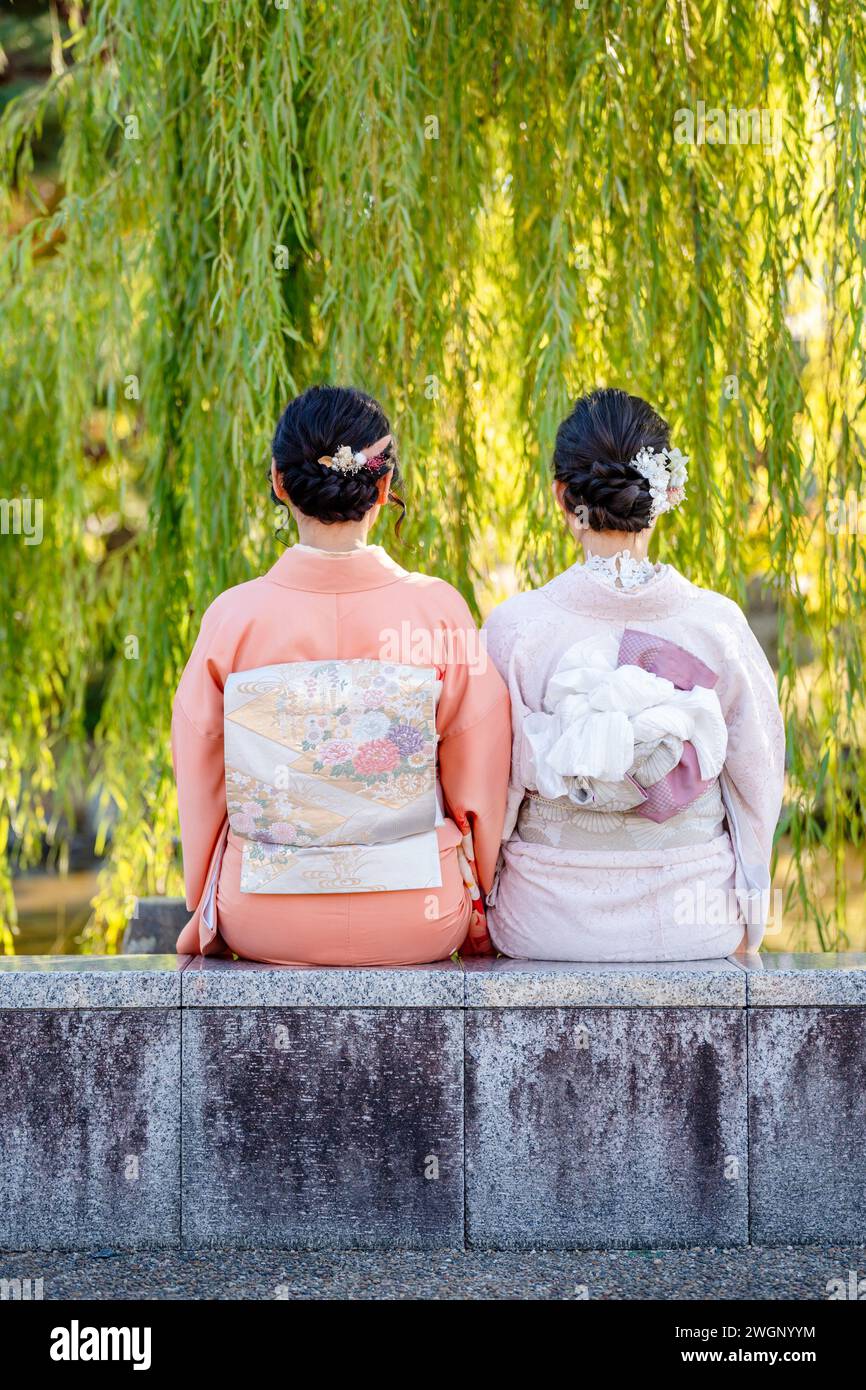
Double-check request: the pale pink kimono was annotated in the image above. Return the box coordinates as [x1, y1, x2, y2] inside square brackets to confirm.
[173, 544, 511, 965]
[483, 562, 786, 961]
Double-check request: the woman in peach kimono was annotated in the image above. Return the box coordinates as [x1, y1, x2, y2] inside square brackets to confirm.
[484, 388, 785, 962]
[174, 385, 510, 965]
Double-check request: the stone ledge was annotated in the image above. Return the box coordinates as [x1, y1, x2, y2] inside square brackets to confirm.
[182, 955, 464, 1008]
[2, 948, 865, 1250]
[178, 956, 749, 1008]
[742, 952, 866, 1006]
[6, 953, 866, 1009]
[463, 957, 747, 1007]
[0, 954, 190, 1009]
[119, 898, 866, 1010]
[466, 1004, 748, 1248]
[748, 1005, 866, 1243]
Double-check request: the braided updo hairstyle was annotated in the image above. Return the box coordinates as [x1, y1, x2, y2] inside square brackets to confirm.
[554, 387, 671, 532]
[271, 384, 405, 531]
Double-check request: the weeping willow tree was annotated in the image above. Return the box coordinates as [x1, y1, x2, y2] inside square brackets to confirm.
[0, 0, 864, 951]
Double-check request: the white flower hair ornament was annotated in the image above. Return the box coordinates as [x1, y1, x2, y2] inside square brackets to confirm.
[318, 434, 392, 475]
[629, 445, 689, 521]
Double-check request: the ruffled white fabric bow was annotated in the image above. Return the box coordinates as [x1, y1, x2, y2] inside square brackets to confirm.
[523, 632, 728, 805]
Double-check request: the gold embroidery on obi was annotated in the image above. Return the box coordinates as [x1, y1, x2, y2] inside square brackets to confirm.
[224, 659, 442, 894]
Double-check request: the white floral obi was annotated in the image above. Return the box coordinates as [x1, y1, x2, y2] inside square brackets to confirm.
[224, 659, 442, 894]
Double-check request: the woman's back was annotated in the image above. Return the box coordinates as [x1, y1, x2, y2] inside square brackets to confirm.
[483, 388, 785, 962]
[172, 389, 510, 966]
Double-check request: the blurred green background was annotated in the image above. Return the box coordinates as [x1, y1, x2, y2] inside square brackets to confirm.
[1, 0, 864, 954]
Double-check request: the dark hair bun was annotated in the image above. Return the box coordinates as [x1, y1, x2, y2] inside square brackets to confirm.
[272, 384, 404, 529]
[554, 387, 671, 532]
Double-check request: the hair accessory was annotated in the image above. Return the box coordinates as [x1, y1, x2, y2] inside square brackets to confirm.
[628, 445, 688, 520]
[318, 433, 392, 475]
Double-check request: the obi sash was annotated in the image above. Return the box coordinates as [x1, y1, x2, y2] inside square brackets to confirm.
[616, 628, 721, 822]
[224, 658, 442, 894]
[522, 628, 728, 824]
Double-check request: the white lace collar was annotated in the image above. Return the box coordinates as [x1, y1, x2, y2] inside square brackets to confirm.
[581, 549, 661, 592]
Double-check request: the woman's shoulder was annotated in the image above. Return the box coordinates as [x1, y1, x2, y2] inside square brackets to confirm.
[484, 585, 557, 634]
[482, 588, 561, 677]
[673, 574, 773, 675]
[398, 565, 480, 622]
[205, 575, 269, 612]
[195, 575, 271, 633]
[675, 573, 753, 630]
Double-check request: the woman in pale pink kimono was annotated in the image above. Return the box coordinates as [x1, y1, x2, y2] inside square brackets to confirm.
[174, 385, 510, 966]
[484, 388, 785, 961]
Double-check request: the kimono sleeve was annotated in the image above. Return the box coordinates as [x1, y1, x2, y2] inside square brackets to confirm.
[482, 603, 536, 842]
[171, 606, 228, 916]
[716, 611, 786, 862]
[435, 597, 512, 895]
[715, 607, 786, 945]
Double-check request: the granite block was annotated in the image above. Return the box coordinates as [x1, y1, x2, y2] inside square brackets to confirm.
[463, 957, 746, 1008]
[466, 1006, 748, 1248]
[0, 954, 187, 1010]
[749, 1006, 866, 1243]
[0, 1007, 181, 1249]
[123, 897, 189, 954]
[182, 1006, 463, 1248]
[182, 955, 463, 1008]
[745, 953, 866, 1006]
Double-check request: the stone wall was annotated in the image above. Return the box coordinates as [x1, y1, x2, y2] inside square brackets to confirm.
[1, 949, 864, 1250]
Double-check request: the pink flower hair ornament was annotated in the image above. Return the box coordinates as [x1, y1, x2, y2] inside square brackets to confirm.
[317, 433, 392, 475]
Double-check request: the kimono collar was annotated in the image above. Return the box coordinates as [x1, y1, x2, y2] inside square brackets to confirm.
[543, 560, 697, 622]
[264, 542, 410, 594]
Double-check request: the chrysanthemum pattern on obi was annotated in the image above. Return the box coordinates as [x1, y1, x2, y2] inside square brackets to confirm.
[224, 659, 442, 893]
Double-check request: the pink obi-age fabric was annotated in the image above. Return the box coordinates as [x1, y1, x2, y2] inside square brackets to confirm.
[634, 740, 711, 823]
[617, 627, 719, 692]
[617, 628, 719, 823]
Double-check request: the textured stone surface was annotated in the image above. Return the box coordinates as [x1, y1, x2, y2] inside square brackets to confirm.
[183, 955, 463, 1007]
[0, 954, 187, 1009]
[746, 953, 866, 1006]
[0, 1008, 180, 1249]
[6, 947, 866, 1253]
[182, 1007, 463, 1248]
[749, 1007, 866, 1244]
[123, 897, 189, 954]
[3, 1243, 865, 1302]
[466, 1007, 747, 1248]
[463, 957, 746, 1007]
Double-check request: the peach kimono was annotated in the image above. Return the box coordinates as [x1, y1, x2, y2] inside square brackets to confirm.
[173, 543, 511, 965]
